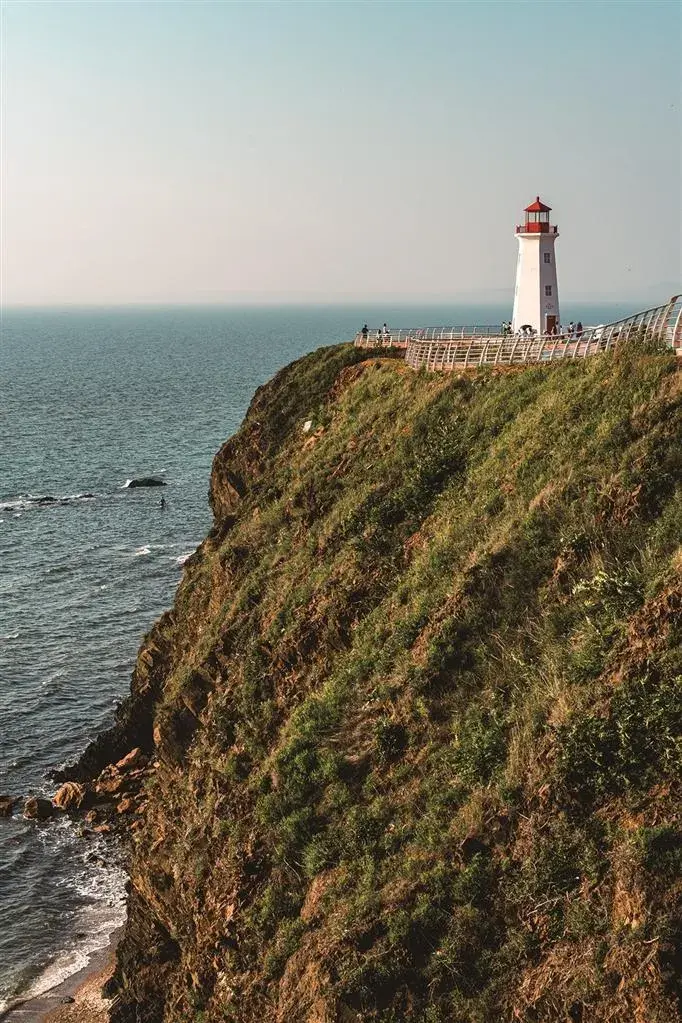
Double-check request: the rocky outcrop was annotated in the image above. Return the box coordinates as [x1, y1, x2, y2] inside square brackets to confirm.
[125, 478, 167, 488]
[78, 344, 682, 1022]
[47, 746, 152, 840]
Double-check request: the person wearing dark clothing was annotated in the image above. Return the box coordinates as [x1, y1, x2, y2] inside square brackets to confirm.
[576, 321, 583, 338]
[361, 324, 369, 342]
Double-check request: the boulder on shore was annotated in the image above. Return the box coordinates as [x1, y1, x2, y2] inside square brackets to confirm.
[24, 796, 55, 820]
[0, 795, 16, 817]
[95, 767, 125, 796]
[53, 781, 86, 811]
[126, 477, 167, 488]
[115, 747, 145, 772]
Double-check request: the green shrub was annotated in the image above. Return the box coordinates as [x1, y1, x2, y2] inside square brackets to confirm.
[557, 673, 682, 803]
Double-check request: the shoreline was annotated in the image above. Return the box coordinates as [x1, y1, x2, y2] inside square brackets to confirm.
[0, 927, 121, 1023]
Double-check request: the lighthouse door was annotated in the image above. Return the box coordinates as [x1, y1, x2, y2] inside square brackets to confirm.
[545, 315, 557, 335]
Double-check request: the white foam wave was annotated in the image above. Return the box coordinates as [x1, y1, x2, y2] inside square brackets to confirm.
[0, 493, 95, 512]
[1, 631, 20, 641]
[42, 668, 66, 686]
[9, 900, 124, 1007]
[2, 821, 126, 1012]
[132, 543, 169, 557]
[175, 551, 195, 566]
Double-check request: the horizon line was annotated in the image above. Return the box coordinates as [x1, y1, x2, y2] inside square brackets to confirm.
[1, 294, 668, 313]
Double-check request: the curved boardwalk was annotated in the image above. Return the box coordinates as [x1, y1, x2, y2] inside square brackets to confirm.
[354, 295, 682, 372]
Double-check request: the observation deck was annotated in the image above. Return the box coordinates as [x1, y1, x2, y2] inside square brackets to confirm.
[352, 295, 682, 373]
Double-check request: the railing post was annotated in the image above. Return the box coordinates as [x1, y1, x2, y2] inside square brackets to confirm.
[671, 298, 682, 349]
[658, 294, 680, 347]
[650, 303, 665, 337]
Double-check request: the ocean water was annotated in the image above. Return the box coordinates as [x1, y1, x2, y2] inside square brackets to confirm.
[0, 301, 632, 1007]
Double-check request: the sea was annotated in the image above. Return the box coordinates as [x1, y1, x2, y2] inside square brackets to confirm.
[0, 301, 634, 1009]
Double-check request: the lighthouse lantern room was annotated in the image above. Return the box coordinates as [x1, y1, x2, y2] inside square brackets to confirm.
[511, 197, 560, 335]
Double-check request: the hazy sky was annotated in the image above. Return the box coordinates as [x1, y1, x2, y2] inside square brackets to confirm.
[2, 0, 680, 306]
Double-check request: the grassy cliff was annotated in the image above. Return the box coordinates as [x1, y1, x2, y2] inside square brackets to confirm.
[109, 341, 682, 1022]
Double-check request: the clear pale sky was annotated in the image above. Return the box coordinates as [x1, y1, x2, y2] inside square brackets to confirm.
[2, 0, 680, 306]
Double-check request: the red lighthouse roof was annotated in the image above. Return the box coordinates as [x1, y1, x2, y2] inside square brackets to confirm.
[524, 196, 551, 213]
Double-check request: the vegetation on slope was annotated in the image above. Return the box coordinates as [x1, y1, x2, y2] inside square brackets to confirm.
[111, 341, 682, 1023]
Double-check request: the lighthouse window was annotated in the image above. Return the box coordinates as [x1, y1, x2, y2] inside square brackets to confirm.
[544, 253, 551, 264]
[545, 285, 552, 296]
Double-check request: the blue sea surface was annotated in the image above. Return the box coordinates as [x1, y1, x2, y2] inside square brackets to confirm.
[0, 302, 633, 1006]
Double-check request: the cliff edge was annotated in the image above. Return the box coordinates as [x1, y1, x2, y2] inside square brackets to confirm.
[104, 342, 681, 1022]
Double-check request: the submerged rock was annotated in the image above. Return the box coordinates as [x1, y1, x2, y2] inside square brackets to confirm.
[0, 795, 16, 817]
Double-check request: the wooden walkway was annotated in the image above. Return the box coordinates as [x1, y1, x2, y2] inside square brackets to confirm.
[353, 295, 682, 372]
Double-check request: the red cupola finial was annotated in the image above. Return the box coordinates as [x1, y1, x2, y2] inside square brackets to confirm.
[524, 196, 551, 213]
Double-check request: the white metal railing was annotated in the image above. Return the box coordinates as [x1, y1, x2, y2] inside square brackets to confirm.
[352, 295, 682, 371]
[353, 325, 503, 346]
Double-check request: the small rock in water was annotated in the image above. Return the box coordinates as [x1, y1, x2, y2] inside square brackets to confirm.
[126, 477, 166, 488]
[0, 795, 16, 817]
[24, 796, 55, 820]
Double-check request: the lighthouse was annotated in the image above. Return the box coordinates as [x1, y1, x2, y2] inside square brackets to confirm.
[512, 197, 560, 335]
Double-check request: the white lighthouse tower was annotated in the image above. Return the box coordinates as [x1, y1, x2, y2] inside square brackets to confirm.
[512, 197, 560, 335]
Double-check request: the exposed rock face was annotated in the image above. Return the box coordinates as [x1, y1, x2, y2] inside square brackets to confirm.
[24, 796, 55, 820]
[87, 344, 682, 1023]
[115, 747, 145, 771]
